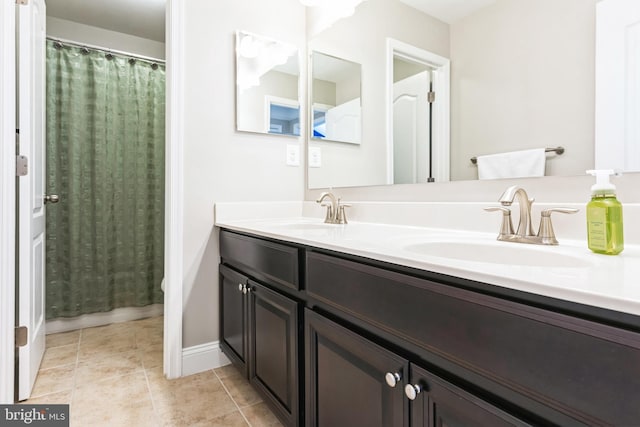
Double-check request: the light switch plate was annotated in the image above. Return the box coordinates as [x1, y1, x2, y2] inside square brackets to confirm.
[286, 144, 300, 166]
[309, 146, 322, 168]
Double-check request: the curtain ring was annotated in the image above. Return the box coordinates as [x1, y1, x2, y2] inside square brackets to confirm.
[80, 47, 90, 55]
[53, 41, 63, 50]
[128, 58, 136, 65]
[151, 63, 158, 70]
[105, 52, 114, 60]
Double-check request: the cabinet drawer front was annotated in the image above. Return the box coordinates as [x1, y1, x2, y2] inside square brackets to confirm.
[220, 230, 299, 290]
[306, 251, 640, 425]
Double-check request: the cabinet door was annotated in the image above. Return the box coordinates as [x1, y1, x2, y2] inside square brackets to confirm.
[407, 365, 530, 427]
[220, 265, 249, 376]
[249, 280, 299, 426]
[305, 309, 408, 427]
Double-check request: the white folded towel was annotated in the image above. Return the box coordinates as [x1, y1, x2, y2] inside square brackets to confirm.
[477, 148, 546, 180]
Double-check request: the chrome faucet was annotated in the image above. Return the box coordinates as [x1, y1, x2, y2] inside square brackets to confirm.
[486, 186, 578, 245]
[316, 191, 349, 224]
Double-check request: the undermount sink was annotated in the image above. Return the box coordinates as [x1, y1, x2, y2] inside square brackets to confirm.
[403, 241, 592, 268]
[269, 222, 338, 231]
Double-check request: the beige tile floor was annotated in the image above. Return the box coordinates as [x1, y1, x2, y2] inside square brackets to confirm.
[23, 316, 282, 427]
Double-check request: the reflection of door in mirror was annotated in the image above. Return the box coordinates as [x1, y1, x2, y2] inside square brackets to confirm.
[393, 66, 431, 184]
[387, 39, 450, 184]
[236, 31, 300, 137]
[310, 51, 362, 144]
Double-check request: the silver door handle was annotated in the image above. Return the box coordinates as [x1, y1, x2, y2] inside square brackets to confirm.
[44, 194, 60, 204]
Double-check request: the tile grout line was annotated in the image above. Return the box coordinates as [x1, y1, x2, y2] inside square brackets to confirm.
[67, 328, 83, 411]
[141, 363, 163, 427]
[213, 368, 254, 427]
[31, 331, 82, 402]
[137, 318, 169, 427]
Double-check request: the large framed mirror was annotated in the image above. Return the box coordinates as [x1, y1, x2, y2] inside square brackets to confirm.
[306, 0, 631, 189]
[235, 30, 301, 136]
[310, 51, 362, 144]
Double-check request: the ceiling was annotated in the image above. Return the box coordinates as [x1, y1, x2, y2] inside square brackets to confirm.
[46, 0, 166, 42]
[398, 0, 497, 23]
[44, 0, 495, 43]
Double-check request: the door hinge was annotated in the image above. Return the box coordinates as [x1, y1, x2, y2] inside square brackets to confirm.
[427, 91, 436, 103]
[16, 155, 28, 176]
[15, 326, 28, 348]
[16, 0, 28, 4]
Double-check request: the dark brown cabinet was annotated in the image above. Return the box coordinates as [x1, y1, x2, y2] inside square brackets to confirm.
[220, 264, 248, 376]
[305, 309, 407, 427]
[406, 365, 529, 427]
[305, 309, 529, 427]
[219, 229, 640, 427]
[248, 280, 299, 426]
[220, 232, 302, 426]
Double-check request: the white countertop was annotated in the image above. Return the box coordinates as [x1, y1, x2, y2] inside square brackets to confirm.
[215, 213, 640, 318]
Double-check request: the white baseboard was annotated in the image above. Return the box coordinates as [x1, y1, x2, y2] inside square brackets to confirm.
[46, 304, 164, 334]
[182, 341, 230, 377]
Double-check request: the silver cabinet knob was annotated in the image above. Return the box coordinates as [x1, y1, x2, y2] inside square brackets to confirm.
[404, 384, 422, 400]
[385, 372, 402, 388]
[44, 194, 60, 204]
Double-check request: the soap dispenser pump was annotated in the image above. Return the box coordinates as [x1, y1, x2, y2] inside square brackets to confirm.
[586, 169, 624, 255]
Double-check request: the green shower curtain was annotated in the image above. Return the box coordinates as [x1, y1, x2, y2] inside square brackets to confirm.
[45, 40, 165, 319]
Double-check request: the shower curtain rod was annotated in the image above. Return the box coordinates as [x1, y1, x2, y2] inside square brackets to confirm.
[46, 36, 166, 65]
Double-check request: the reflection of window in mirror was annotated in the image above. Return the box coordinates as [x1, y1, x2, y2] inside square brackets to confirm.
[235, 31, 301, 137]
[265, 96, 300, 136]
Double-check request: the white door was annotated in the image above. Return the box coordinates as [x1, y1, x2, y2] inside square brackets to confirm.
[595, 0, 640, 171]
[393, 71, 430, 184]
[17, 0, 46, 401]
[324, 98, 362, 144]
[0, 0, 17, 405]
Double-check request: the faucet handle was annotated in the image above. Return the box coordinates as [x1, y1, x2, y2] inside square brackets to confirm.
[320, 203, 334, 223]
[484, 207, 514, 238]
[336, 202, 351, 224]
[537, 208, 579, 245]
[541, 208, 579, 216]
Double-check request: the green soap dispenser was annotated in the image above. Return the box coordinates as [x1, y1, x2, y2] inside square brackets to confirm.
[586, 169, 624, 255]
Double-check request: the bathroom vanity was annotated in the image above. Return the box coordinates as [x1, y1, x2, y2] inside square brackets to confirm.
[217, 218, 640, 427]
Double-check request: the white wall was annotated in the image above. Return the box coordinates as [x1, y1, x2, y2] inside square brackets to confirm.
[450, 0, 596, 181]
[307, 0, 450, 189]
[182, 0, 305, 347]
[47, 16, 165, 59]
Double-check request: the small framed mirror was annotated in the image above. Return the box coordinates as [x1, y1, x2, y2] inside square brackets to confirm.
[310, 51, 362, 144]
[236, 31, 301, 136]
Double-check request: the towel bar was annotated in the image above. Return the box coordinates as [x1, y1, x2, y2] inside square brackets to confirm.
[470, 146, 564, 165]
